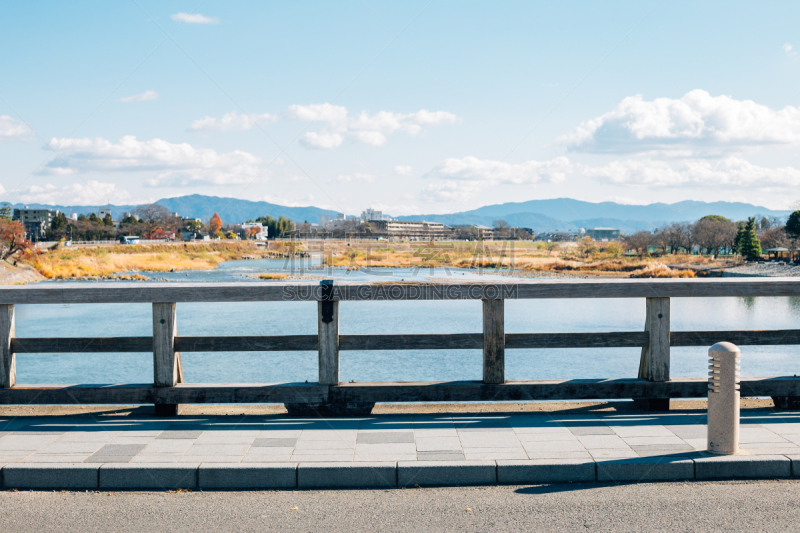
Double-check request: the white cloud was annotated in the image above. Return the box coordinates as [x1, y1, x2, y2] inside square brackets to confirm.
[425, 156, 572, 184]
[188, 111, 275, 131]
[561, 90, 800, 153]
[286, 103, 458, 149]
[395, 165, 413, 176]
[171, 12, 218, 24]
[0, 115, 34, 141]
[301, 131, 344, 149]
[421, 180, 481, 203]
[116, 90, 160, 103]
[586, 156, 800, 188]
[784, 43, 796, 56]
[18, 181, 132, 205]
[41, 135, 263, 187]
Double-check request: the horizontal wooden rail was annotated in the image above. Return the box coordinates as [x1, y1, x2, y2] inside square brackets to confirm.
[3, 278, 800, 304]
[10, 330, 800, 353]
[0, 377, 797, 404]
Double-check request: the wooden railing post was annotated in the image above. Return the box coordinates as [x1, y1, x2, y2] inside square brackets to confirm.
[317, 281, 339, 386]
[636, 297, 670, 411]
[483, 298, 505, 384]
[0, 305, 15, 388]
[153, 302, 183, 416]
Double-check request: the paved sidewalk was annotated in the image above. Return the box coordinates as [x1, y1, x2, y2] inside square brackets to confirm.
[1, 410, 800, 489]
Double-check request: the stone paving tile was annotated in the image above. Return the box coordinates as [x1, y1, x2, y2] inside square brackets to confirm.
[622, 436, 687, 447]
[417, 452, 466, 461]
[355, 443, 417, 455]
[742, 447, 800, 455]
[684, 438, 707, 450]
[252, 438, 297, 447]
[0, 435, 58, 451]
[130, 454, 182, 463]
[243, 454, 292, 463]
[413, 429, 458, 438]
[526, 451, 593, 460]
[762, 423, 800, 434]
[457, 433, 522, 448]
[295, 440, 354, 451]
[739, 442, 799, 449]
[415, 437, 462, 452]
[140, 439, 195, 454]
[568, 426, 615, 436]
[576, 435, 631, 449]
[739, 428, 790, 444]
[156, 431, 204, 440]
[84, 456, 136, 464]
[521, 440, 586, 453]
[110, 437, 155, 445]
[179, 456, 243, 463]
[293, 448, 356, 455]
[256, 430, 303, 439]
[300, 430, 357, 442]
[245, 447, 295, 457]
[22, 454, 92, 463]
[184, 444, 251, 456]
[631, 444, 694, 457]
[39, 442, 105, 454]
[663, 425, 708, 439]
[59, 431, 120, 442]
[452, 419, 512, 431]
[0, 455, 30, 462]
[514, 431, 578, 442]
[589, 450, 640, 459]
[289, 454, 354, 462]
[610, 425, 675, 438]
[354, 454, 416, 462]
[194, 434, 258, 445]
[357, 432, 415, 444]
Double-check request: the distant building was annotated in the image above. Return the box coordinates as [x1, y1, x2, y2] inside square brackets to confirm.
[586, 228, 620, 241]
[182, 232, 210, 242]
[534, 231, 578, 242]
[451, 224, 494, 240]
[68, 213, 78, 221]
[12, 207, 59, 241]
[367, 220, 453, 240]
[234, 222, 268, 240]
[361, 208, 393, 222]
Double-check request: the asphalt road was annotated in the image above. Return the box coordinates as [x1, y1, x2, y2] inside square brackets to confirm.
[2, 480, 800, 532]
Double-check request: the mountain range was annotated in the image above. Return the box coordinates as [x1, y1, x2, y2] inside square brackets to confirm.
[7, 195, 792, 234]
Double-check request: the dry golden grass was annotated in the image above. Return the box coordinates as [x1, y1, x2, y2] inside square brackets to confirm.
[629, 263, 697, 278]
[258, 273, 289, 280]
[29, 242, 264, 279]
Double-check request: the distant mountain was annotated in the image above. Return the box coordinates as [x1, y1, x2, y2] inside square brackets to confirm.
[7, 194, 338, 224]
[8, 194, 791, 234]
[154, 195, 337, 224]
[398, 198, 790, 232]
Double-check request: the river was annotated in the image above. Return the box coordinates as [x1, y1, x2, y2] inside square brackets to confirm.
[13, 257, 800, 385]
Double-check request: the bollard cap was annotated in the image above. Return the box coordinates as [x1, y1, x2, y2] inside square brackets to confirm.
[709, 342, 740, 353]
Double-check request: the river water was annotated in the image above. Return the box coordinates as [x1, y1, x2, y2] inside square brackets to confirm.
[13, 257, 800, 385]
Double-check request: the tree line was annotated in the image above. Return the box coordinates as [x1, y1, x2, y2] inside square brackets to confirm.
[623, 212, 800, 260]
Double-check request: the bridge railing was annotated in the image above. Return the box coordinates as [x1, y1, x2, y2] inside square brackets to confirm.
[2, 278, 800, 415]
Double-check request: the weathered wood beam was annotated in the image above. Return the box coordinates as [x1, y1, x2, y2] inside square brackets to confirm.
[318, 281, 339, 386]
[483, 299, 504, 384]
[3, 278, 800, 304]
[0, 305, 14, 388]
[152, 303, 182, 415]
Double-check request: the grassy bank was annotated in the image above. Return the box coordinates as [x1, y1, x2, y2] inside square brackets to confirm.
[28, 242, 269, 279]
[320, 241, 708, 277]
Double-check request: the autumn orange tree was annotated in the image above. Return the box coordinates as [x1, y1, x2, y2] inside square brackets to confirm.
[0, 220, 35, 260]
[209, 212, 222, 235]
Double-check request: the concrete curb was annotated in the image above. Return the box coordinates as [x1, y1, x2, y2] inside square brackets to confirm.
[2, 455, 799, 490]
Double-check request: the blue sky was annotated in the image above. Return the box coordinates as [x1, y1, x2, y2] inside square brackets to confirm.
[1, 1, 799, 217]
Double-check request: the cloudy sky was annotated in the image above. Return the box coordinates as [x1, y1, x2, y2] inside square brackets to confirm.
[1, 1, 799, 216]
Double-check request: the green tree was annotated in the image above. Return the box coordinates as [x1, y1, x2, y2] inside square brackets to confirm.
[739, 217, 762, 260]
[0, 203, 11, 221]
[186, 220, 203, 233]
[103, 213, 113, 226]
[733, 222, 745, 254]
[255, 215, 293, 238]
[700, 214, 731, 223]
[88, 213, 101, 224]
[49, 212, 68, 238]
[786, 211, 800, 261]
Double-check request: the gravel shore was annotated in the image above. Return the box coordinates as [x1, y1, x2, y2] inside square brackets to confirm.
[722, 262, 800, 277]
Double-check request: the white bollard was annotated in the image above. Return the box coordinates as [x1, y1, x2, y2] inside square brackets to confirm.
[707, 342, 740, 455]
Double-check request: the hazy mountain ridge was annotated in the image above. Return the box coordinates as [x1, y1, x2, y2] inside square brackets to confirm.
[7, 195, 789, 234]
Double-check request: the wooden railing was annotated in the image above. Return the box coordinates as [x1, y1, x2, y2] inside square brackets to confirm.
[2, 278, 800, 415]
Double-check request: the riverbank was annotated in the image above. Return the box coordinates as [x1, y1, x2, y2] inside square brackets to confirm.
[722, 262, 800, 277]
[0, 260, 45, 285]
